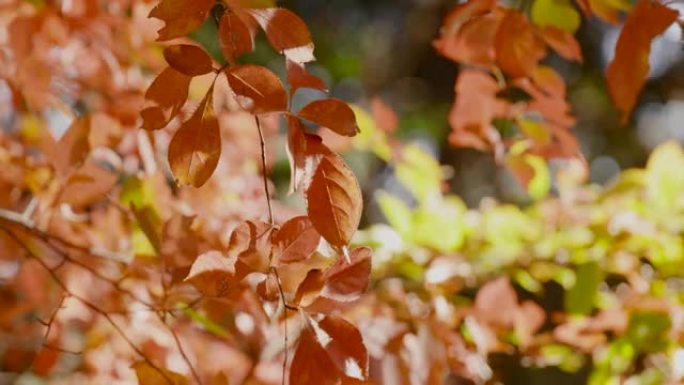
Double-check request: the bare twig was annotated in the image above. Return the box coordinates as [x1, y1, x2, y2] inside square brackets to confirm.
[269, 266, 296, 385]
[168, 325, 203, 385]
[255, 116, 274, 226]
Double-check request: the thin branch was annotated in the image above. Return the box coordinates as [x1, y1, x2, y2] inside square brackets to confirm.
[255, 116, 274, 226]
[168, 325, 203, 385]
[269, 266, 296, 385]
[1, 228, 175, 385]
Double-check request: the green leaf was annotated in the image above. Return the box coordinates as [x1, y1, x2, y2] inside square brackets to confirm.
[565, 262, 602, 315]
[625, 312, 671, 353]
[395, 144, 442, 204]
[646, 141, 684, 211]
[376, 191, 413, 236]
[531, 0, 581, 33]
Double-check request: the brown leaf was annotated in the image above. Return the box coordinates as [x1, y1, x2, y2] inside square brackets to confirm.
[132, 361, 188, 385]
[286, 115, 333, 193]
[272, 216, 321, 264]
[289, 323, 341, 385]
[218, 11, 255, 65]
[168, 88, 221, 187]
[248, 7, 315, 63]
[286, 59, 328, 96]
[433, 9, 503, 67]
[606, 0, 678, 124]
[163, 44, 214, 76]
[227, 220, 273, 274]
[294, 269, 325, 307]
[318, 315, 370, 379]
[225, 64, 287, 113]
[495, 11, 546, 78]
[45, 115, 91, 174]
[184, 251, 236, 297]
[58, 160, 118, 209]
[298, 98, 359, 137]
[306, 154, 363, 248]
[538, 27, 583, 63]
[141, 67, 191, 130]
[149, 0, 215, 41]
[474, 276, 518, 328]
[321, 247, 372, 302]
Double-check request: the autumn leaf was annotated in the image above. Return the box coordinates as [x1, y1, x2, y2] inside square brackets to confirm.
[132, 361, 188, 385]
[272, 216, 321, 264]
[225, 64, 287, 113]
[184, 251, 236, 297]
[218, 11, 255, 65]
[318, 315, 369, 379]
[433, 10, 502, 67]
[298, 98, 360, 137]
[44, 115, 91, 175]
[168, 87, 221, 187]
[141, 67, 191, 130]
[306, 154, 363, 248]
[286, 59, 328, 96]
[58, 160, 119, 209]
[495, 11, 547, 78]
[149, 0, 215, 41]
[286, 115, 333, 193]
[537, 27, 583, 63]
[163, 44, 214, 76]
[248, 7, 315, 63]
[321, 247, 372, 302]
[605, 0, 678, 124]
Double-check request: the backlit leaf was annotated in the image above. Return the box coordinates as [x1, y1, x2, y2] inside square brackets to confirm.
[531, 0, 581, 33]
[318, 315, 369, 379]
[605, 0, 678, 124]
[218, 11, 255, 65]
[433, 10, 502, 67]
[306, 154, 363, 248]
[538, 27, 583, 62]
[321, 247, 372, 302]
[272, 215, 321, 263]
[248, 7, 315, 63]
[168, 88, 221, 187]
[286, 115, 333, 193]
[149, 0, 215, 41]
[298, 98, 360, 137]
[286, 59, 327, 96]
[289, 322, 341, 385]
[184, 251, 236, 297]
[163, 44, 214, 76]
[495, 11, 547, 78]
[225, 64, 287, 113]
[141, 67, 191, 130]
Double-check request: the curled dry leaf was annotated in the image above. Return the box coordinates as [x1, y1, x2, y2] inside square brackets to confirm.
[286, 115, 333, 193]
[218, 11, 255, 65]
[149, 0, 215, 41]
[272, 215, 321, 264]
[494, 11, 546, 78]
[163, 44, 214, 76]
[286, 59, 328, 96]
[168, 88, 221, 188]
[185, 251, 236, 297]
[141, 67, 191, 130]
[321, 247, 372, 302]
[298, 98, 360, 137]
[248, 7, 315, 63]
[225, 64, 287, 113]
[605, 0, 678, 124]
[306, 154, 363, 248]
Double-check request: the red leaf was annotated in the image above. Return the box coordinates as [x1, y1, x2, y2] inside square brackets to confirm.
[306, 154, 363, 248]
[286, 115, 333, 193]
[605, 0, 678, 124]
[286, 59, 328, 96]
[273, 216, 321, 264]
[494, 11, 547, 78]
[248, 7, 315, 63]
[149, 0, 215, 41]
[141, 67, 191, 130]
[298, 98, 359, 137]
[321, 247, 372, 302]
[289, 323, 341, 385]
[218, 11, 255, 65]
[184, 251, 236, 297]
[168, 88, 221, 187]
[163, 44, 214, 76]
[225, 64, 287, 113]
[538, 27, 583, 63]
[294, 269, 326, 307]
[318, 315, 370, 379]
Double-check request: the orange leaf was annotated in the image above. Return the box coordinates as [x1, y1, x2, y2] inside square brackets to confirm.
[273, 216, 321, 264]
[219, 11, 255, 65]
[318, 315, 370, 379]
[225, 64, 287, 113]
[149, 0, 215, 41]
[132, 361, 188, 385]
[141, 67, 191, 130]
[163, 44, 214, 76]
[168, 88, 221, 187]
[44, 115, 91, 175]
[306, 154, 362, 248]
[184, 251, 236, 297]
[294, 269, 326, 307]
[494, 11, 546, 78]
[58, 160, 118, 209]
[605, 0, 678, 124]
[433, 11, 502, 67]
[248, 7, 315, 63]
[286, 59, 328, 96]
[286, 115, 333, 193]
[474, 276, 518, 328]
[538, 27, 583, 63]
[298, 98, 359, 137]
[289, 321, 341, 385]
[321, 247, 371, 302]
